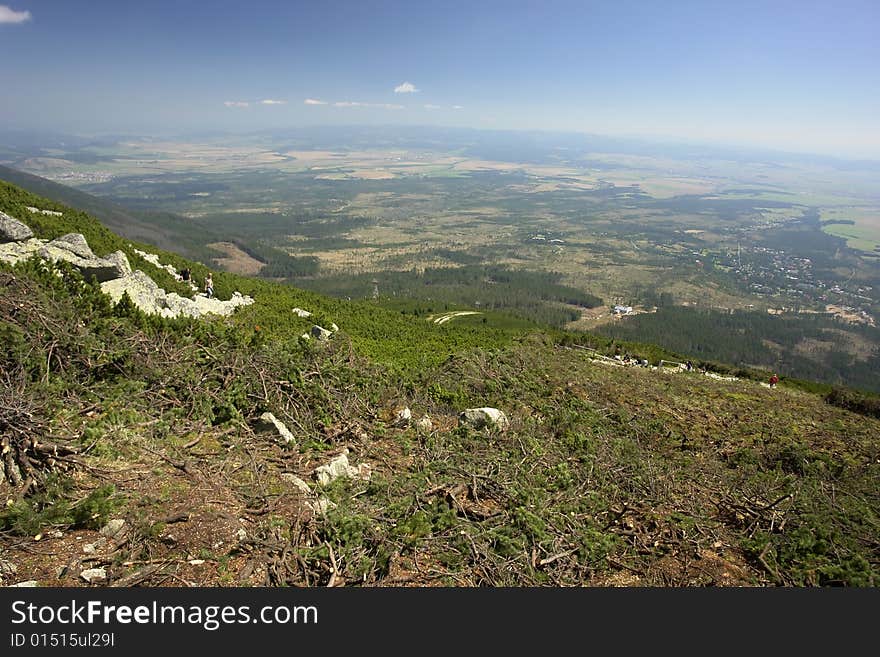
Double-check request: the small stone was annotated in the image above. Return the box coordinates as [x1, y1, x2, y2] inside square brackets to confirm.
[188, 559, 206, 566]
[80, 568, 107, 584]
[258, 412, 296, 445]
[391, 407, 412, 428]
[280, 473, 312, 494]
[9, 580, 39, 587]
[415, 416, 434, 433]
[314, 450, 371, 486]
[100, 519, 126, 538]
[310, 325, 333, 340]
[236, 528, 247, 541]
[48, 530, 63, 539]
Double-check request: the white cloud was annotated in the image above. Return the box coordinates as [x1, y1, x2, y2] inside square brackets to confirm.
[423, 104, 442, 110]
[452, 105, 464, 110]
[0, 5, 31, 24]
[304, 98, 327, 105]
[334, 101, 404, 110]
[394, 81, 419, 94]
[260, 99, 287, 105]
[223, 101, 250, 108]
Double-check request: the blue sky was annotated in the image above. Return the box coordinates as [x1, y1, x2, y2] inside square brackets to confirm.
[2, 0, 879, 158]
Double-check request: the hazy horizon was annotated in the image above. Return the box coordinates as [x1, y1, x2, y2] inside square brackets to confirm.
[2, 0, 879, 160]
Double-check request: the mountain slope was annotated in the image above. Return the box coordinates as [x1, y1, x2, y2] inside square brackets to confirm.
[0, 164, 211, 256]
[0, 183, 878, 587]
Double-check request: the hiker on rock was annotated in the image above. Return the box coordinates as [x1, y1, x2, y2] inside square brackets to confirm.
[180, 267, 191, 283]
[204, 273, 214, 299]
[769, 373, 779, 388]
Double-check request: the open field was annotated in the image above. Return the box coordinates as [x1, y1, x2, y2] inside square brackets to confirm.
[819, 207, 880, 253]
[206, 241, 266, 275]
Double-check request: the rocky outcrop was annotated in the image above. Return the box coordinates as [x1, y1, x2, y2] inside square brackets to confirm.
[132, 246, 182, 279]
[39, 233, 132, 283]
[0, 216, 254, 319]
[0, 237, 43, 263]
[101, 271, 253, 319]
[47, 233, 94, 258]
[292, 307, 312, 318]
[26, 206, 63, 217]
[459, 407, 509, 431]
[0, 211, 34, 242]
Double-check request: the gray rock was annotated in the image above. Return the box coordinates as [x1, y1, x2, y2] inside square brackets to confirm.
[0, 211, 33, 242]
[48, 233, 94, 259]
[101, 270, 164, 313]
[314, 450, 372, 486]
[292, 307, 312, 318]
[0, 237, 43, 265]
[459, 407, 510, 431]
[9, 580, 39, 587]
[280, 473, 312, 494]
[258, 412, 296, 446]
[100, 519, 126, 539]
[104, 250, 132, 277]
[80, 567, 107, 584]
[40, 235, 130, 283]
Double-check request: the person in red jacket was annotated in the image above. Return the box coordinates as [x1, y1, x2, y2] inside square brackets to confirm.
[769, 373, 779, 388]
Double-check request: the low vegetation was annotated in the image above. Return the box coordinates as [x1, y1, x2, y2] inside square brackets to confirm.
[1, 183, 878, 587]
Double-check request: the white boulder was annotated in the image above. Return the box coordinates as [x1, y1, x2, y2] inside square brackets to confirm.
[459, 407, 509, 432]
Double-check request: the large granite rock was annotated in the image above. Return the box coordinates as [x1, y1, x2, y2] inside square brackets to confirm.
[40, 234, 131, 282]
[0, 212, 33, 242]
[101, 272, 254, 318]
[47, 233, 95, 258]
[0, 238, 43, 265]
